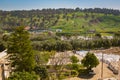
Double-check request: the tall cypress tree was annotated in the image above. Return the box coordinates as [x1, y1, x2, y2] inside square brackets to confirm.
[8, 26, 35, 72]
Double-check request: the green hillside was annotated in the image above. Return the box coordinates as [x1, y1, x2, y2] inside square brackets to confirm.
[0, 8, 120, 35]
[51, 12, 120, 33]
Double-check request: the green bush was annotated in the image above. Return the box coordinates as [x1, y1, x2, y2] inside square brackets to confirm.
[8, 71, 38, 80]
[71, 70, 78, 77]
[70, 55, 79, 63]
[81, 52, 99, 70]
[66, 63, 82, 71]
[58, 71, 71, 80]
[34, 66, 48, 80]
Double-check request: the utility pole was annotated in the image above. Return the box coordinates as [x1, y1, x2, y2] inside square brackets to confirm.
[101, 53, 104, 80]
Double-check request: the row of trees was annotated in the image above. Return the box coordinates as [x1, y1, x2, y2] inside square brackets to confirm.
[32, 40, 72, 51]
[80, 8, 120, 16]
[71, 38, 120, 50]
[1, 8, 120, 16]
[32, 37, 120, 51]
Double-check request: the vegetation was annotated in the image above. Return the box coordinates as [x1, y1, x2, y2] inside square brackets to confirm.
[71, 38, 120, 50]
[8, 71, 38, 80]
[0, 41, 5, 52]
[32, 34, 120, 51]
[81, 52, 99, 71]
[70, 55, 79, 63]
[0, 8, 120, 35]
[32, 39, 72, 51]
[35, 51, 56, 65]
[0, 34, 6, 52]
[7, 26, 35, 72]
[66, 63, 83, 72]
[71, 70, 79, 77]
[34, 66, 48, 80]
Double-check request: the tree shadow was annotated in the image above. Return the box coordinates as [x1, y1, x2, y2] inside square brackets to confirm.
[78, 69, 95, 79]
[78, 74, 94, 79]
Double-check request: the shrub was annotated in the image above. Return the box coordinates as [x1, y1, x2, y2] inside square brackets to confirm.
[71, 70, 78, 77]
[66, 63, 82, 71]
[8, 71, 38, 80]
[70, 55, 79, 63]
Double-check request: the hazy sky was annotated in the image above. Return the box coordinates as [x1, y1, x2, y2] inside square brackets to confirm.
[0, 0, 120, 11]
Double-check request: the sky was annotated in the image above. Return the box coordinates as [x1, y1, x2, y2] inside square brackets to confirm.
[0, 0, 120, 11]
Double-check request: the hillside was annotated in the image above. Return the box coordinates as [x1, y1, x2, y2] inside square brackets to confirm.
[0, 8, 120, 35]
[52, 12, 120, 33]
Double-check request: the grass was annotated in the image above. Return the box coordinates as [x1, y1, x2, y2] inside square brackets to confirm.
[1, 11, 120, 36]
[51, 12, 120, 36]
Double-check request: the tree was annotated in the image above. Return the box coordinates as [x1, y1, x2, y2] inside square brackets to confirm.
[8, 26, 35, 72]
[34, 66, 48, 80]
[81, 52, 99, 71]
[95, 33, 101, 38]
[75, 7, 80, 12]
[8, 71, 38, 80]
[114, 32, 120, 37]
[70, 55, 79, 63]
[66, 63, 81, 71]
[55, 41, 72, 52]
